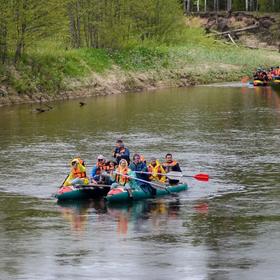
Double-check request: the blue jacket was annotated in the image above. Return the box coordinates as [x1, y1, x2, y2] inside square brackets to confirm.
[90, 165, 101, 181]
[129, 161, 149, 182]
[113, 147, 130, 164]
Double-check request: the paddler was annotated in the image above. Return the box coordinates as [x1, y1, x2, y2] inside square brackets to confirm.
[64, 158, 89, 186]
[111, 159, 134, 198]
[162, 153, 182, 185]
[147, 157, 166, 183]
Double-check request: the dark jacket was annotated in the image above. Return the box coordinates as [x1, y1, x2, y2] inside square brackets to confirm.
[113, 147, 130, 164]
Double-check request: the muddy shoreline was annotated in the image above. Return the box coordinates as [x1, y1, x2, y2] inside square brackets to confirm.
[0, 66, 242, 107]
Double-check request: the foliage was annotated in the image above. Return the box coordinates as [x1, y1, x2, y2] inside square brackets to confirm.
[1, 0, 280, 96]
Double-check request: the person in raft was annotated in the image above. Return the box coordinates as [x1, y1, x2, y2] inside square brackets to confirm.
[90, 155, 107, 184]
[113, 139, 130, 165]
[111, 159, 134, 198]
[162, 153, 181, 185]
[147, 157, 166, 183]
[64, 158, 89, 187]
[129, 153, 156, 196]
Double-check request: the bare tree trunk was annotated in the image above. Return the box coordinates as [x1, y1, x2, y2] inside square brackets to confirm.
[227, 0, 232, 11]
[14, 1, 27, 63]
[187, 0, 191, 13]
[0, 22, 8, 64]
[204, 0, 207, 12]
[197, 0, 200, 12]
[214, 0, 218, 12]
[184, 0, 190, 13]
[67, 1, 82, 48]
[245, 0, 249, 11]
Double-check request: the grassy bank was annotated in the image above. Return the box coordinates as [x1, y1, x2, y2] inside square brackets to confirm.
[1, 27, 280, 105]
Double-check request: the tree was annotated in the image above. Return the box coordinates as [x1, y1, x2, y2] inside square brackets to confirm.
[8, 0, 63, 62]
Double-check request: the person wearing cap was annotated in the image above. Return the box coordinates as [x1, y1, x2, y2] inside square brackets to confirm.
[162, 153, 181, 185]
[90, 155, 107, 183]
[64, 158, 89, 186]
[113, 139, 130, 165]
[148, 157, 166, 183]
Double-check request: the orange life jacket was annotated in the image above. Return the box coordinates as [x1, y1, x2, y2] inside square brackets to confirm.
[95, 162, 107, 175]
[162, 160, 178, 173]
[115, 167, 129, 185]
[72, 167, 86, 178]
[71, 158, 87, 178]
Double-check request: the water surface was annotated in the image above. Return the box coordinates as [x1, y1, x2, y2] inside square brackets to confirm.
[0, 85, 279, 280]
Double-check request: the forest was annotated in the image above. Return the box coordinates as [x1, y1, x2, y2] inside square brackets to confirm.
[0, 0, 279, 64]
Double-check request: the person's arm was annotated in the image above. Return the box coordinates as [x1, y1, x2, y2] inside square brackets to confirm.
[90, 166, 98, 178]
[113, 148, 118, 158]
[142, 164, 150, 181]
[128, 163, 135, 171]
[159, 166, 166, 183]
[174, 163, 182, 172]
[121, 148, 130, 157]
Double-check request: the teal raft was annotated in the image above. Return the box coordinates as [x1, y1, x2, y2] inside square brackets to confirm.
[105, 183, 188, 203]
[55, 184, 111, 201]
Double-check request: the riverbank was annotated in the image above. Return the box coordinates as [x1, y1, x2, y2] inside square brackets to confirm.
[1, 28, 280, 107]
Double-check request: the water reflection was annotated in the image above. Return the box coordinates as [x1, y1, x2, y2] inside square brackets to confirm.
[57, 200, 106, 232]
[1, 85, 280, 279]
[57, 199, 182, 235]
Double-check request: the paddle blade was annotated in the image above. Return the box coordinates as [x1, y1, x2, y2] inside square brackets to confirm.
[193, 173, 209, 181]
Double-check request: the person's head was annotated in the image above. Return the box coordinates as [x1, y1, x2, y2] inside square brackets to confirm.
[119, 159, 128, 168]
[133, 153, 141, 164]
[97, 155, 105, 163]
[71, 159, 79, 168]
[165, 153, 173, 163]
[150, 157, 157, 166]
[116, 139, 123, 148]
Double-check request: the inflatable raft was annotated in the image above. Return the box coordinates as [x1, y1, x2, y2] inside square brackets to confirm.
[106, 183, 188, 203]
[55, 184, 111, 201]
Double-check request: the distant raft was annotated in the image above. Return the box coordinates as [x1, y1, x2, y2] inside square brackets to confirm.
[105, 183, 188, 203]
[253, 80, 269, 87]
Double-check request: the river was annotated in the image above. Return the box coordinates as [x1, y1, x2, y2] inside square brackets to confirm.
[0, 85, 279, 280]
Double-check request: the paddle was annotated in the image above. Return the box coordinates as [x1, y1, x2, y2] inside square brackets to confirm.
[135, 171, 209, 181]
[60, 174, 70, 188]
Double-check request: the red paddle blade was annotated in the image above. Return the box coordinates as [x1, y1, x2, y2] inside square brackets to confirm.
[193, 173, 209, 181]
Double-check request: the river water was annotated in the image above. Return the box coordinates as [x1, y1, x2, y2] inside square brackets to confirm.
[0, 85, 279, 280]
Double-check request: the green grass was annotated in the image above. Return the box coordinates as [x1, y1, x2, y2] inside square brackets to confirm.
[2, 27, 280, 95]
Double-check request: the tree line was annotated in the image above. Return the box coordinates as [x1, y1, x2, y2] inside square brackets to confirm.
[184, 0, 280, 13]
[0, 0, 279, 65]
